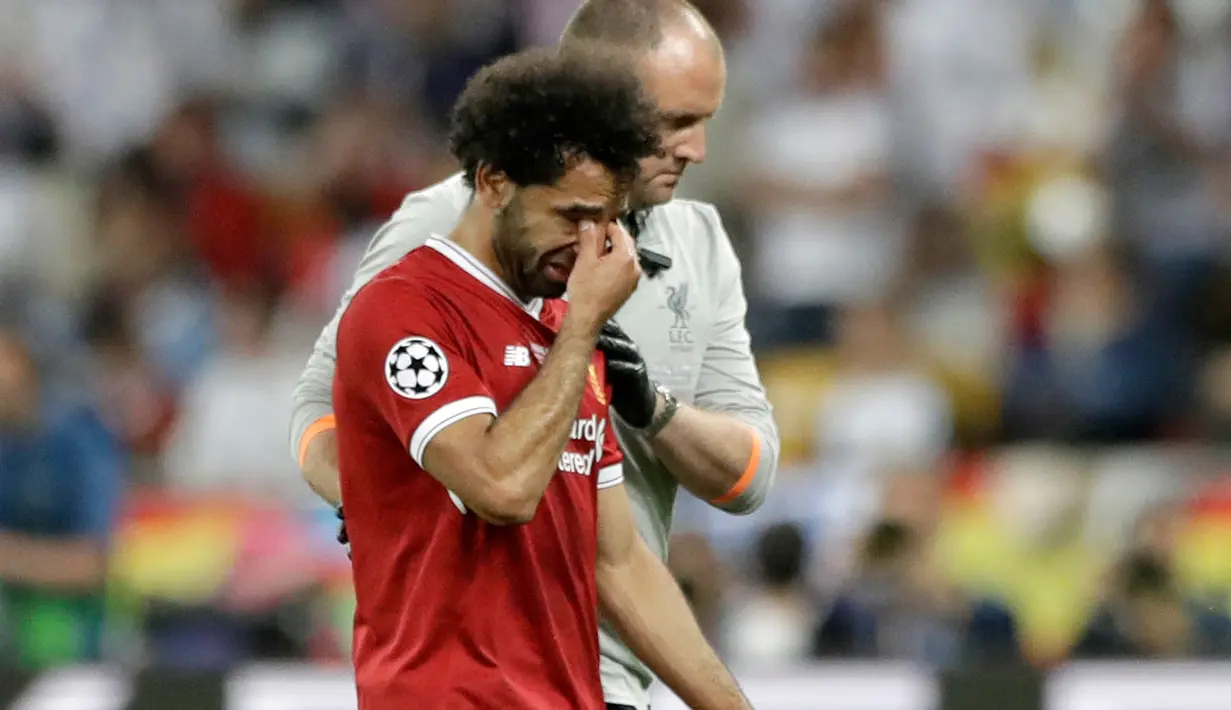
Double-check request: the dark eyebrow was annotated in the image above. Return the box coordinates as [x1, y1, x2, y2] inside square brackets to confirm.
[555, 203, 607, 219]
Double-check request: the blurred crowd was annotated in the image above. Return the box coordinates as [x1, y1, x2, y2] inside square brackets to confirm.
[1, 0, 1231, 677]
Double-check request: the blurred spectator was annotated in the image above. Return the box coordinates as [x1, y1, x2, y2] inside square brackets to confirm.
[813, 520, 1020, 668]
[815, 303, 953, 472]
[161, 284, 308, 503]
[148, 99, 269, 291]
[808, 303, 953, 579]
[1107, 0, 1229, 280]
[1191, 260, 1231, 348]
[813, 470, 943, 606]
[338, 0, 518, 128]
[1201, 348, 1231, 442]
[80, 288, 178, 481]
[898, 203, 1005, 382]
[1003, 241, 1193, 442]
[302, 95, 429, 235]
[92, 149, 217, 390]
[885, 0, 1038, 197]
[279, 93, 447, 318]
[0, 331, 123, 667]
[723, 523, 815, 668]
[4, 0, 236, 167]
[226, 0, 343, 120]
[0, 144, 91, 312]
[669, 533, 727, 646]
[742, 0, 904, 347]
[1073, 549, 1231, 658]
[1130, 502, 1185, 565]
[0, 87, 58, 163]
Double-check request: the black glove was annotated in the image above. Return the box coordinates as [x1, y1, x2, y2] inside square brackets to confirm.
[336, 506, 351, 559]
[596, 321, 657, 429]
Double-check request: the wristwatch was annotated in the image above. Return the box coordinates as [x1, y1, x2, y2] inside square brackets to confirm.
[641, 383, 679, 439]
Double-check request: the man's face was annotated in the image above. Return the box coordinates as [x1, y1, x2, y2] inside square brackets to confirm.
[631, 33, 727, 208]
[490, 160, 628, 300]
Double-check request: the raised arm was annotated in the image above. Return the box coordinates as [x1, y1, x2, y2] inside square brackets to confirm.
[345, 221, 640, 524]
[654, 204, 779, 513]
[602, 204, 779, 513]
[419, 312, 601, 524]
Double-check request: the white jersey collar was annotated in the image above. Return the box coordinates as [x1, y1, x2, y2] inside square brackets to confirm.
[425, 236, 544, 319]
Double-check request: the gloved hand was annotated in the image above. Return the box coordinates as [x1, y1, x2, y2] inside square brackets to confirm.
[596, 321, 657, 429]
[336, 506, 351, 559]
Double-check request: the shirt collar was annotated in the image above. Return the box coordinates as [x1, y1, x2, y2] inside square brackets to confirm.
[425, 236, 544, 319]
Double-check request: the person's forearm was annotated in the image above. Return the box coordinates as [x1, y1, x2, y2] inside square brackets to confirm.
[598, 540, 749, 710]
[302, 429, 342, 507]
[478, 315, 598, 509]
[650, 402, 760, 505]
[292, 342, 345, 507]
[0, 532, 107, 591]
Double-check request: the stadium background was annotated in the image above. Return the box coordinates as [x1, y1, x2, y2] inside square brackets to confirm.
[2, 0, 1231, 707]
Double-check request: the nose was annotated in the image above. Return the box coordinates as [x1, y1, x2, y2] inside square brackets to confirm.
[673, 123, 707, 164]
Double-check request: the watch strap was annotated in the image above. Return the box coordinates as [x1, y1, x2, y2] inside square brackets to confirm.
[641, 385, 678, 439]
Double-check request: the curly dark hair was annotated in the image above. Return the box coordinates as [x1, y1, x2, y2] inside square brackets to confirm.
[449, 46, 661, 190]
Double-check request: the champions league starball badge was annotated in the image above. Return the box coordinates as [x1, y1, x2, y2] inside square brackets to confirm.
[386, 336, 449, 399]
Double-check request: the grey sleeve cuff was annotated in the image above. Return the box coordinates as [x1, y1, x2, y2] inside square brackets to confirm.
[289, 345, 340, 466]
[711, 421, 780, 515]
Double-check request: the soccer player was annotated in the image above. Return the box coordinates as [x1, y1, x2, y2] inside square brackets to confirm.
[333, 48, 749, 709]
[294, 2, 779, 708]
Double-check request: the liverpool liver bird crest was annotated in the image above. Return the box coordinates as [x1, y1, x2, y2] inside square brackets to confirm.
[666, 284, 689, 329]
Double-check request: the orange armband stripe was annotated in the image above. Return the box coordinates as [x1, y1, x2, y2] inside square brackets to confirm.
[710, 426, 761, 506]
[298, 414, 337, 468]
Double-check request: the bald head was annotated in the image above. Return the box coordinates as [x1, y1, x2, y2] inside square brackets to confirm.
[561, 0, 721, 56]
[560, 0, 727, 208]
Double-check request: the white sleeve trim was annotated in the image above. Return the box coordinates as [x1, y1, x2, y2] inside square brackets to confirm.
[446, 490, 468, 514]
[409, 396, 497, 466]
[596, 463, 624, 489]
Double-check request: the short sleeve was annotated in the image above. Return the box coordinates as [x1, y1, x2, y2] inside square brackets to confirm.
[337, 278, 495, 467]
[289, 176, 473, 464]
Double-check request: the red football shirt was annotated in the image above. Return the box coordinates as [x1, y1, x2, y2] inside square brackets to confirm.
[333, 236, 624, 710]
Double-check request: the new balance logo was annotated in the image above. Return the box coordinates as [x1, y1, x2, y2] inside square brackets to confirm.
[504, 345, 531, 367]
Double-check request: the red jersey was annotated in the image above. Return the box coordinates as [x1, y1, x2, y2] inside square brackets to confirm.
[333, 236, 624, 710]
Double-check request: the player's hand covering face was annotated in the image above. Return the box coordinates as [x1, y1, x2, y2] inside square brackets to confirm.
[566, 218, 641, 330]
[491, 158, 633, 301]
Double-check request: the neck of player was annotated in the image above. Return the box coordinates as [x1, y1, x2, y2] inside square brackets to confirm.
[451, 207, 527, 302]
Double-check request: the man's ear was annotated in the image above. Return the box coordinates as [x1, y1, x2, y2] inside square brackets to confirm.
[474, 165, 515, 210]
